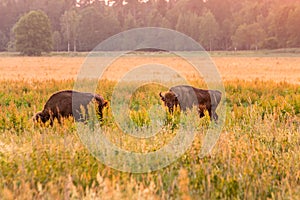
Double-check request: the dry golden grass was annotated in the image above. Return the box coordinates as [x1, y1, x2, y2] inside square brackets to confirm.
[0, 56, 299, 84]
[0, 57, 82, 81]
[215, 57, 300, 84]
[0, 62, 299, 198]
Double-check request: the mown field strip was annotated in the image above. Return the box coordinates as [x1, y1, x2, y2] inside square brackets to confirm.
[0, 56, 299, 84]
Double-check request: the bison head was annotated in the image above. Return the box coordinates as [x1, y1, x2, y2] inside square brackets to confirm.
[159, 91, 179, 113]
[97, 100, 108, 119]
[33, 111, 50, 124]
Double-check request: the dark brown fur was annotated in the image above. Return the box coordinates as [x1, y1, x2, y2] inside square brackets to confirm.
[34, 90, 108, 126]
[160, 85, 221, 122]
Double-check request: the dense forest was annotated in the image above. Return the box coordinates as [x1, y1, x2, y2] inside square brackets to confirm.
[0, 0, 300, 52]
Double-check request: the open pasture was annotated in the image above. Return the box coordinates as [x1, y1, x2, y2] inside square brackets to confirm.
[0, 56, 299, 84]
[0, 55, 299, 199]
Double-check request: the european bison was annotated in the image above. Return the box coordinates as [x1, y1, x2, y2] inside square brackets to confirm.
[159, 85, 221, 121]
[34, 90, 108, 126]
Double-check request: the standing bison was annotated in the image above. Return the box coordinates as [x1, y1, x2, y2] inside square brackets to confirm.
[34, 90, 108, 125]
[159, 85, 221, 121]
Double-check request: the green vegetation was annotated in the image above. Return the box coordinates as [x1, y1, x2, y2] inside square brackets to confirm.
[13, 10, 52, 56]
[0, 79, 299, 199]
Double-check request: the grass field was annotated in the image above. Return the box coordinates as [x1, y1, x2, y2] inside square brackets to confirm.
[0, 53, 299, 199]
[0, 54, 299, 84]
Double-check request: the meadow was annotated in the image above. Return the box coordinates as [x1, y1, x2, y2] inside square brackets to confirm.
[0, 53, 300, 84]
[0, 53, 299, 199]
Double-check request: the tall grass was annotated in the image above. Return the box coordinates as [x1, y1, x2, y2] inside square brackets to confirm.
[0, 79, 299, 199]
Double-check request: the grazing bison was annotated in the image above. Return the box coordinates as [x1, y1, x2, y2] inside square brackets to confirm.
[34, 90, 108, 125]
[159, 85, 221, 121]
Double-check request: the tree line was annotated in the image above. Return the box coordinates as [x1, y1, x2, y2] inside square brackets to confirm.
[0, 0, 300, 54]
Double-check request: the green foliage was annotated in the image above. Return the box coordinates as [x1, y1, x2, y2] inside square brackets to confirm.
[176, 12, 201, 42]
[0, 31, 8, 51]
[287, 6, 300, 47]
[232, 23, 266, 50]
[60, 9, 81, 52]
[0, 79, 299, 199]
[13, 10, 52, 56]
[263, 37, 278, 49]
[52, 31, 62, 52]
[130, 108, 151, 127]
[198, 9, 219, 51]
[1, 0, 300, 52]
[77, 6, 120, 51]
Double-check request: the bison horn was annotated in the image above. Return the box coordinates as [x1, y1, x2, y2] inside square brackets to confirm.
[159, 92, 165, 101]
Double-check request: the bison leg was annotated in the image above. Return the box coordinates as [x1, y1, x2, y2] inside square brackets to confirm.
[84, 105, 89, 121]
[208, 109, 213, 121]
[49, 118, 54, 126]
[211, 108, 218, 122]
[73, 110, 82, 122]
[98, 110, 103, 121]
[56, 115, 62, 124]
[199, 112, 205, 118]
[198, 104, 207, 118]
[168, 107, 173, 114]
[213, 113, 219, 121]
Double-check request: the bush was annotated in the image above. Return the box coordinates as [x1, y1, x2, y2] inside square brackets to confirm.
[263, 37, 278, 49]
[13, 10, 52, 56]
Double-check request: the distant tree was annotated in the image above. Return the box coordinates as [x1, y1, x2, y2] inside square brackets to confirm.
[231, 23, 250, 50]
[77, 6, 120, 51]
[206, 0, 232, 24]
[146, 9, 171, 28]
[206, 0, 233, 50]
[125, 0, 140, 18]
[219, 18, 234, 50]
[77, 7, 103, 51]
[99, 11, 121, 41]
[198, 9, 219, 51]
[287, 5, 300, 47]
[60, 9, 81, 52]
[166, 0, 193, 29]
[250, 22, 266, 50]
[123, 13, 136, 30]
[175, 12, 201, 41]
[185, 0, 205, 15]
[2, 0, 300, 52]
[263, 37, 278, 49]
[156, 0, 168, 16]
[175, 13, 188, 34]
[146, 10, 162, 27]
[232, 22, 266, 50]
[268, 5, 294, 48]
[13, 10, 52, 56]
[53, 31, 62, 52]
[43, 0, 66, 31]
[233, 1, 263, 25]
[0, 31, 8, 51]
